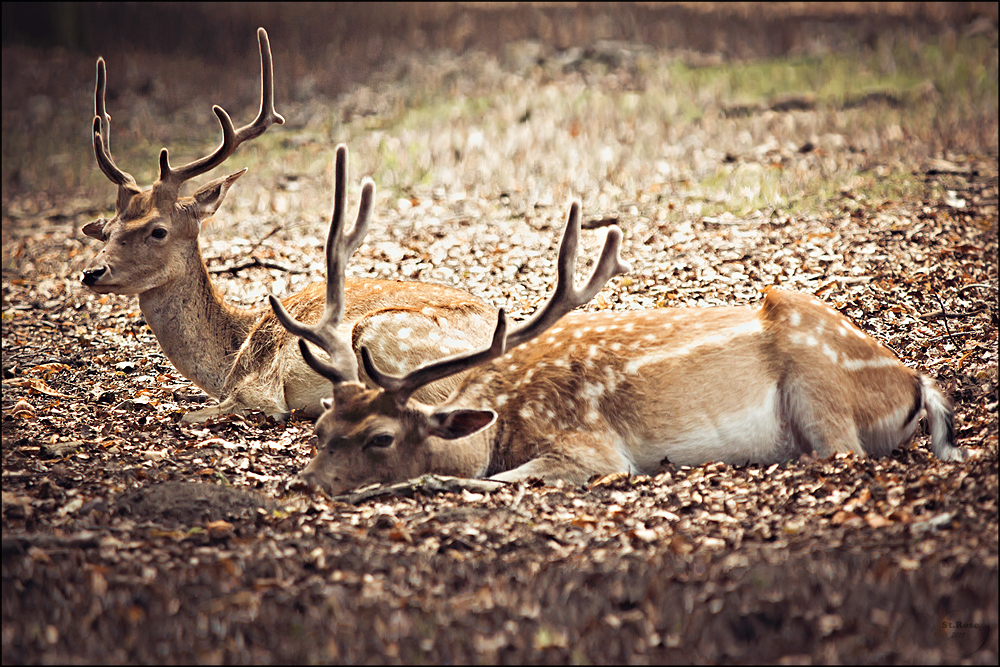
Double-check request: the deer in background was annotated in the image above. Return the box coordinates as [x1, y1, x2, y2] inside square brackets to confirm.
[275, 201, 969, 495]
[80, 29, 496, 422]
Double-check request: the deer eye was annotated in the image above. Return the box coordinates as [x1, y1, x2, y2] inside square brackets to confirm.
[150, 228, 168, 240]
[363, 433, 394, 451]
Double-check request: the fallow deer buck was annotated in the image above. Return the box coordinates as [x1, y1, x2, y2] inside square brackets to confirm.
[80, 29, 495, 422]
[277, 201, 968, 495]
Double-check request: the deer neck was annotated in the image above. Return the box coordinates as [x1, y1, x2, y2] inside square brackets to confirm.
[427, 382, 510, 478]
[137, 250, 260, 398]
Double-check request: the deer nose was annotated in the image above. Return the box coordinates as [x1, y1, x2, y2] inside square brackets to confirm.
[296, 469, 321, 488]
[295, 469, 337, 496]
[81, 266, 107, 287]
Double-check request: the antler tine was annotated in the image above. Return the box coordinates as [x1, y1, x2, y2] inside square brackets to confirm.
[361, 310, 509, 403]
[361, 200, 630, 404]
[92, 57, 137, 189]
[505, 201, 631, 348]
[269, 145, 373, 383]
[159, 27, 285, 187]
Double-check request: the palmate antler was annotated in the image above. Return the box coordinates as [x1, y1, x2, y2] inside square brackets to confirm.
[360, 202, 632, 404]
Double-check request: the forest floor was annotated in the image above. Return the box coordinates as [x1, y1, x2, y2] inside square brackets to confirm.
[2, 6, 998, 664]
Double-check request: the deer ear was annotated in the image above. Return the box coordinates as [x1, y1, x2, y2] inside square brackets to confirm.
[429, 408, 497, 440]
[191, 168, 247, 220]
[82, 219, 108, 241]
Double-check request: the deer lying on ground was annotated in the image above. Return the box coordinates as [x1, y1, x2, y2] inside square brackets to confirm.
[275, 200, 968, 494]
[80, 29, 495, 422]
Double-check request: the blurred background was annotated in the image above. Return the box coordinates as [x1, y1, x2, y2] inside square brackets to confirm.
[4, 3, 996, 101]
[2, 2, 997, 235]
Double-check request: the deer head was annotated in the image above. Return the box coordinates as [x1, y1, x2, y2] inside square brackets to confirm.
[81, 27, 284, 296]
[284, 202, 631, 494]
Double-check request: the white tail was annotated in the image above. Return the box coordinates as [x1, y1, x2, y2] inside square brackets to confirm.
[80, 30, 495, 422]
[283, 203, 967, 495]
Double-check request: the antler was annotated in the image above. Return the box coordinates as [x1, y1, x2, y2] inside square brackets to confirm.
[157, 27, 285, 189]
[93, 28, 284, 194]
[93, 57, 137, 190]
[269, 144, 374, 383]
[361, 201, 631, 403]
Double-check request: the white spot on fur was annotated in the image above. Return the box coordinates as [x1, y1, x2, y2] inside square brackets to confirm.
[546, 336, 556, 344]
[421, 307, 435, 316]
[789, 310, 801, 327]
[495, 394, 509, 407]
[821, 343, 838, 364]
[581, 382, 606, 402]
[790, 330, 818, 348]
[840, 355, 898, 371]
[398, 327, 412, 339]
[625, 319, 763, 374]
[604, 366, 618, 392]
[611, 342, 622, 352]
[439, 346, 451, 355]
[550, 328, 564, 335]
[519, 405, 535, 420]
[573, 330, 583, 339]
[596, 326, 607, 333]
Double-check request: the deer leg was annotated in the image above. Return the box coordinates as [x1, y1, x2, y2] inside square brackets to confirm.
[489, 432, 634, 485]
[181, 392, 289, 424]
[781, 381, 865, 458]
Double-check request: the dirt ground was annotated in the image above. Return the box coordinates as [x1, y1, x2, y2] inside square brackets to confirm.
[2, 4, 998, 664]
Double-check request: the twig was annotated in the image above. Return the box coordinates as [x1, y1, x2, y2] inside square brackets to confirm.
[918, 306, 986, 320]
[931, 292, 960, 349]
[209, 257, 306, 276]
[956, 283, 998, 296]
[247, 224, 283, 255]
[582, 216, 620, 230]
[332, 474, 507, 505]
[924, 330, 974, 343]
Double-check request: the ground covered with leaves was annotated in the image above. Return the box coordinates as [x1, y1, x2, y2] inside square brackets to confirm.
[3, 6, 999, 664]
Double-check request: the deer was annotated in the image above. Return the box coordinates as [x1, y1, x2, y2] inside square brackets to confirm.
[80, 28, 496, 423]
[273, 199, 969, 495]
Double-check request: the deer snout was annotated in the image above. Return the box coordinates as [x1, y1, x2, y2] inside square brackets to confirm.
[295, 468, 338, 496]
[81, 265, 108, 287]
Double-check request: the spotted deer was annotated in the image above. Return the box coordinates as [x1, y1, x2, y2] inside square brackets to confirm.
[80, 29, 495, 422]
[275, 201, 968, 494]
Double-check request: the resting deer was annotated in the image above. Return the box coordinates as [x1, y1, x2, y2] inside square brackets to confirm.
[275, 201, 968, 494]
[80, 29, 495, 422]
